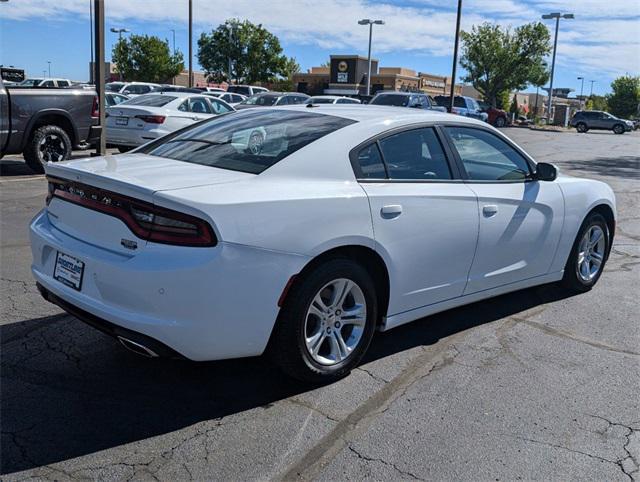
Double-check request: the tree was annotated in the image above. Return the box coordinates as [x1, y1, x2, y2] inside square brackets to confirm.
[198, 19, 291, 84]
[460, 22, 551, 107]
[585, 94, 608, 111]
[606, 75, 640, 118]
[509, 95, 520, 117]
[112, 34, 183, 83]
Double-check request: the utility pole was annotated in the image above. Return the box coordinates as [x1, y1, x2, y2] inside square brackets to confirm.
[542, 12, 574, 124]
[577, 76, 585, 109]
[47, 61, 51, 78]
[94, 0, 106, 155]
[188, 0, 193, 87]
[449, 0, 462, 113]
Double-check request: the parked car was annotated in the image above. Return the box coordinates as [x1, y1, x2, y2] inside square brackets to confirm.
[203, 91, 248, 106]
[227, 85, 269, 97]
[105, 92, 234, 152]
[234, 92, 309, 109]
[31, 106, 615, 382]
[18, 78, 73, 88]
[434, 95, 488, 121]
[370, 92, 446, 112]
[0, 78, 100, 172]
[105, 82, 162, 97]
[307, 95, 361, 105]
[570, 110, 633, 134]
[105, 92, 129, 107]
[477, 101, 509, 127]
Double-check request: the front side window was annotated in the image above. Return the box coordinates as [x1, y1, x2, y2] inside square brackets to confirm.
[445, 126, 531, 181]
[138, 110, 355, 174]
[58, 80, 69, 87]
[379, 128, 452, 180]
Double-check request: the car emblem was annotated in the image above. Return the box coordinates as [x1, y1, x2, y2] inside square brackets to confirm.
[121, 239, 138, 250]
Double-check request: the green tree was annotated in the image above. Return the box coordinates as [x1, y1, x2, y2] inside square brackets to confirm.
[585, 94, 608, 111]
[270, 57, 301, 91]
[198, 19, 291, 84]
[606, 75, 640, 118]
[112, 34, 183, 83]
[460, 22, 551, 107]
[509, 95, 520, 116]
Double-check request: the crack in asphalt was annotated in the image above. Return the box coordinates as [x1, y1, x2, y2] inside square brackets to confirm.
[286, 399, 342, 422]
[347, 445, 424, 480]
[588, 414, 640, 480]
[355, 366, 390, 384]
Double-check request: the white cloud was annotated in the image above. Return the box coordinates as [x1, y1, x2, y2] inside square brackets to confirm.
[2, 0, 638, 79]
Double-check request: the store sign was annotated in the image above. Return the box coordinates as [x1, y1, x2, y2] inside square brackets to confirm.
[337, 72, 348, 83]
[422, 79, 446, 89]
[336, 61, 349, 83]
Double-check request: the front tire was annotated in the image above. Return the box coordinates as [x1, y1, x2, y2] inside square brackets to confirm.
[576, 122, 588, 133]
[613, 124, 625, 134]
[562, 213, 609, 292]
[23, 125, 72, 173]
[270, 259, 377, 383]
[494, 116, 506, 128]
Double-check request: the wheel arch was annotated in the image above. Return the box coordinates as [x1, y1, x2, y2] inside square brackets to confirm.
[21, 110, 77, 149]
[587, 203, 615, 260]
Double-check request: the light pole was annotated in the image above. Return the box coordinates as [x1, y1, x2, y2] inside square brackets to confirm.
[577, 76, 584, 109]
[541, 12, 574, 124]
[170, 29, 176, 55]
[188, 0, 193, 87]
[448, 0, 463, 113]
[589, 80, 596, 97]
[358, 19, 384, 96]
[110, 27, 130, 81]
[47, 61, 51, 78]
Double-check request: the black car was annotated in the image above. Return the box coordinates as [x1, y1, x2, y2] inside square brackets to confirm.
[570, 111, 632, 134]
[370, 92, 446, 112]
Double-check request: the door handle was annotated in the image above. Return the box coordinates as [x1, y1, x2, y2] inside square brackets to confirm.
[482, 205, 498, 217]
[381, 205, 403, 218]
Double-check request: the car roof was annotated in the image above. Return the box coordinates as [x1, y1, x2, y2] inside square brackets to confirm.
[374, 91, 416, 96]
[268, 104, 482, 125]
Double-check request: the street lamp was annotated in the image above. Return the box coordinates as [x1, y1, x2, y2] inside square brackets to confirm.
[358, 18, 385, 96]
[577, 76, 585, 109]
[47, 61, 51, 78]
[170, 29, 176, 56]
[110, 27, 130, 81]
[589, 80, 596, 97]
[541, 12, 574, 123]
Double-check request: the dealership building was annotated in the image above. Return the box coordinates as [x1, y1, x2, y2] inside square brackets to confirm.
[292, 54, 462, 97]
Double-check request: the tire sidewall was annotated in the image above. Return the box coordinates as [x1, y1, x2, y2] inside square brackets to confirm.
[563, 213, 609, 291]
[25, 125, 72, 172]
[613, 124, 625, 134]
[576, 122, 587, 133]
[495, 117, 506, 128]
[276, 259, 378, 381]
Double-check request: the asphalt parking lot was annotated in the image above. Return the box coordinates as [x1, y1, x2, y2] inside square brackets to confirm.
[1, 129, 639, 481]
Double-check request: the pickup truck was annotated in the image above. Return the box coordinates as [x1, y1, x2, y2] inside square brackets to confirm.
[0, 78, 102, 173]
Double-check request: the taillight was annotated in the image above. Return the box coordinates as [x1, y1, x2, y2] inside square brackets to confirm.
[135, 115, 166, 124]
[46, 177, 216, 247]
[91, 96, 99, 118]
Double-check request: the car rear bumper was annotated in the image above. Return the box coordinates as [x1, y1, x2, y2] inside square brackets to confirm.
[30, 209, 309, 361]
[106, 126, 164, 147]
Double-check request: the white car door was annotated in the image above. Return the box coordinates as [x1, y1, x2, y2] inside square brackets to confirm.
[442, 125, 564, 293]
[357, 126, 479, 315]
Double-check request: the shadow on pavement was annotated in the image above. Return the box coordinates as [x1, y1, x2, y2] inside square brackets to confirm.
[1, 282, 574, 475]
[561, 156, 639, 180]
[0, 160, 38, 177]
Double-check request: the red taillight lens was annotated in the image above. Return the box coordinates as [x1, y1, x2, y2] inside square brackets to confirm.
[46, 177, 216, 247]
[135, 115, 166, 124]
[91, 96, 99, 118]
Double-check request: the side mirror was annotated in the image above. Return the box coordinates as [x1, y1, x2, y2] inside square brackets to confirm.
[534, 162, 557, 181]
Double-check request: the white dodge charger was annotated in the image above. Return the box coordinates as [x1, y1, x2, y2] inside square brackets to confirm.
[30, 106, 616, 382]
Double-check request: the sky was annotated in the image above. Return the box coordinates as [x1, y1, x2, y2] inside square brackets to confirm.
[1, 0, 639, 96]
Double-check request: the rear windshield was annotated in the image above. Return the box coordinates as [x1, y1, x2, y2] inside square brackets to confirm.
[138, 110, 356, 174]
[122, 95, 176, 107]
[371, 94, 410, 107]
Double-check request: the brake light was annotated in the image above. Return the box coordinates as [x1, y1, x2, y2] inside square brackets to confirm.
[135, 115, 166, 124]
[91, 95, 99, 118]
[46, 177, 216, 247]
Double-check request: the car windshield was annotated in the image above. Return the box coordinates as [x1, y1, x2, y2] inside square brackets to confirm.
[19, 78, 44, 86]
[241, 95, 279, 106]
[309, 98, 336, 104]
[106, 83, 125, 92]
[138, 110, 356, 174]
[121, 95, 177, 107]
[371, 95, 409, 107]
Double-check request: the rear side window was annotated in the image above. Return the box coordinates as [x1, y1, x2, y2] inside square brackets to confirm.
[445, 126, 531, 181]
[379, 128, 452, 180]
[355, 144, 386, 179]
[123, 95, 176, 107]
[139, 110, 355, 174]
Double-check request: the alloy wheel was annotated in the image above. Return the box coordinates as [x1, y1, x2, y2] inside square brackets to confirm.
[576, 225, 606, 282]
[39, 134, 66, 163]
[304, 278, 366, 366]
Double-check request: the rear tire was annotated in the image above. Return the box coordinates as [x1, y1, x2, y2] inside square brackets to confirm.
[613, 124, 625, 134]
[576, 122, 588, 133]
[23, 125, 72, 173]
[494, 116, 506, 128]
[269, 259, 377, 383]
[562, 213, 609, 292]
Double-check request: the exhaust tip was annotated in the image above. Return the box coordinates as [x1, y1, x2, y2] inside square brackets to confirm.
[117, 336, 159, 358]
